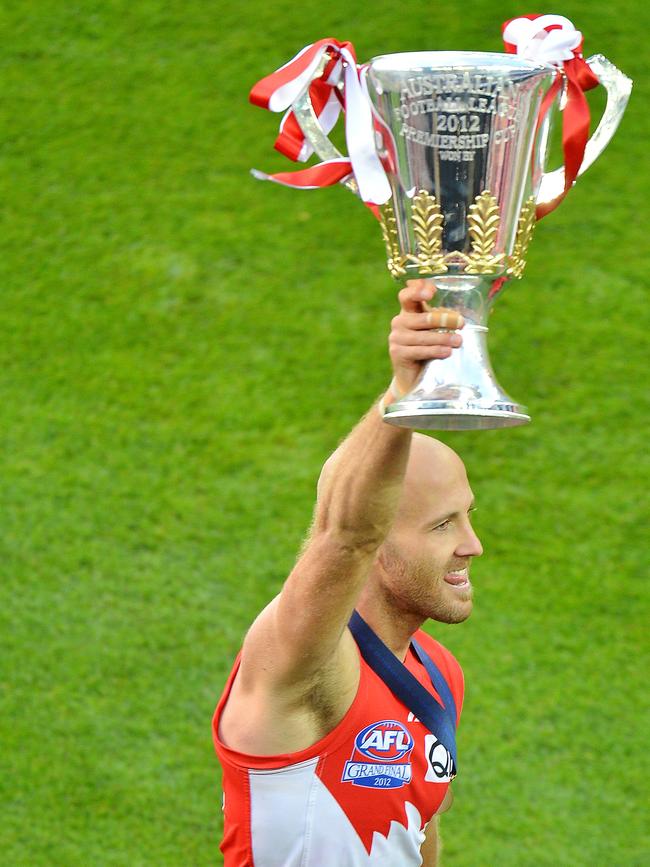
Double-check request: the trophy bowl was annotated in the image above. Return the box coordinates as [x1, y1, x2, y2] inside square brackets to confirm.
[251, 24, 632, 429]
[365, 51, 555, 429]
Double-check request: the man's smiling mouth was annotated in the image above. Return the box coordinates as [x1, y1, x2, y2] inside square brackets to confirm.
[444, 567, 470, 589]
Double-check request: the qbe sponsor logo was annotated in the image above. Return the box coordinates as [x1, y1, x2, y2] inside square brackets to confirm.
[424, 734, 456, 783]
[342, 720, 414, 789]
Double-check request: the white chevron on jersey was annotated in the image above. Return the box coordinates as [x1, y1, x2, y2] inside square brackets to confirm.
[249, 758, 426, 866]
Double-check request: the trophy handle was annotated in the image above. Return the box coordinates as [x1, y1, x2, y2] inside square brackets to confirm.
[536, 55, 633, 208]
[291, 54, 360, 196]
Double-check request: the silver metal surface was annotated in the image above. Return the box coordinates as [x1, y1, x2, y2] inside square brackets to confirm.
[364, 52, 552, 428]
[366, 51, 555, 271]
[292, 53, 359, 195]
[385, 274, 529, 429]
[536, 54, 633, 209]
[292, 49, 631, 430]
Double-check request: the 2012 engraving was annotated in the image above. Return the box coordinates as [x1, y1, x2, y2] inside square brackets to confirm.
[396, 71, 520, 162]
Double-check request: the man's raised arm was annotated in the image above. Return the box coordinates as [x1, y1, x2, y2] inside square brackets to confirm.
[237, 280, 464, 690]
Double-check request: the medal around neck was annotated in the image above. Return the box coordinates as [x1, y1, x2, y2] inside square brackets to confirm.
[250, 17, 632, 430]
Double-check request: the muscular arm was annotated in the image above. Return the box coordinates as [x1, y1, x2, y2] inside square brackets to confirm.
[420, 788, 453, 867]
[269, 401, 412, 682]
[237, 281, 464, 692]
[420, 816, 440, 867]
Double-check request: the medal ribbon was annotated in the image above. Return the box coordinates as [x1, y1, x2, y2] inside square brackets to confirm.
[249, 39, 392, 205]
[348, 609, 458, 771]
[502, 14, 600, 219]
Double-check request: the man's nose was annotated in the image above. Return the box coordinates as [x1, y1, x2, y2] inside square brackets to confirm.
[456, 522, 483, 558]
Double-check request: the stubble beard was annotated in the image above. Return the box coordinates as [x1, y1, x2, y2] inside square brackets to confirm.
[382, 547, 473, 625]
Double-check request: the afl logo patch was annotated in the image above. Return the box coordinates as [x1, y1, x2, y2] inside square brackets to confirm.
[342, 720, 414, 789]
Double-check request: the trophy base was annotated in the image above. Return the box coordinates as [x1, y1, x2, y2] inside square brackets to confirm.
[381, 304, 530, 431]
[383, 400, 530, 430]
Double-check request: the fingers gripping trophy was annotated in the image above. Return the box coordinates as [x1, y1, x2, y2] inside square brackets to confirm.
[249, 15, 632, 430]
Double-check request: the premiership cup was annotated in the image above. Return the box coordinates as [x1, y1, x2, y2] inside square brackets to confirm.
[252, 25, 631, 429]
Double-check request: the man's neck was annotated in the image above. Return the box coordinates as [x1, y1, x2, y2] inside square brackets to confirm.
[355, 591, 425, 663]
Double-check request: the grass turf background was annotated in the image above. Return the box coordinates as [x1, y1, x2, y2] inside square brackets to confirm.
[1, 0, 648, 864]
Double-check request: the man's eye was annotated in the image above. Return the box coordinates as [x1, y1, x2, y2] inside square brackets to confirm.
[434, 520, 451, 531]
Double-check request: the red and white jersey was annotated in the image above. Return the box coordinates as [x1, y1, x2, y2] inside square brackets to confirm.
[213, 628, 464, 866]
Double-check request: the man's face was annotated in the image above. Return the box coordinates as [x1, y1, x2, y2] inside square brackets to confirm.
[378, 438, 483, 624]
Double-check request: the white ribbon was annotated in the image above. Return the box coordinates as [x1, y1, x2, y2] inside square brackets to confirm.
[278, 56, 344, 163]
[259, 42, 391, 205]
[503, 15, 582, 65]
[266, 43, 326, 112]
[339, 47, 391, 204]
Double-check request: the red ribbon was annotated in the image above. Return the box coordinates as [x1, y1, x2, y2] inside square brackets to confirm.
[249, 39, 394, 210]
[252, 158, 353, 190]
[503, 15, 600, 219]
[250, 39, 350, 163]
[274, 78, 344, 163]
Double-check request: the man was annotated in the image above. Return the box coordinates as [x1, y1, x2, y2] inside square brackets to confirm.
[214, 279, 483, 866]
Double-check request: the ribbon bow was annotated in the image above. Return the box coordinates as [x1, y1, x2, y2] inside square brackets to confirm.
[503, 14, 600, 218]
[249, 38, 391, 205]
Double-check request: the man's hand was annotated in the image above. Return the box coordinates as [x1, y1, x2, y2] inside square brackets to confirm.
[388, 279, 465, 398]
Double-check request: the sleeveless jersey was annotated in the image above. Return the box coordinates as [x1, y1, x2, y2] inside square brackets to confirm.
[213, 628, 464, 866]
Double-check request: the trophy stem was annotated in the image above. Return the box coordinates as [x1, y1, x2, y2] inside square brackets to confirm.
[382, 276, 530, 430]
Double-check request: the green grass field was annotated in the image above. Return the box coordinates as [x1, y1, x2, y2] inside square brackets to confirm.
[1, 1, 648, 864]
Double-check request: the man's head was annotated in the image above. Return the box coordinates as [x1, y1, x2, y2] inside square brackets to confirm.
[316, 432, 482, 625]
[372, 433, 482, 624]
